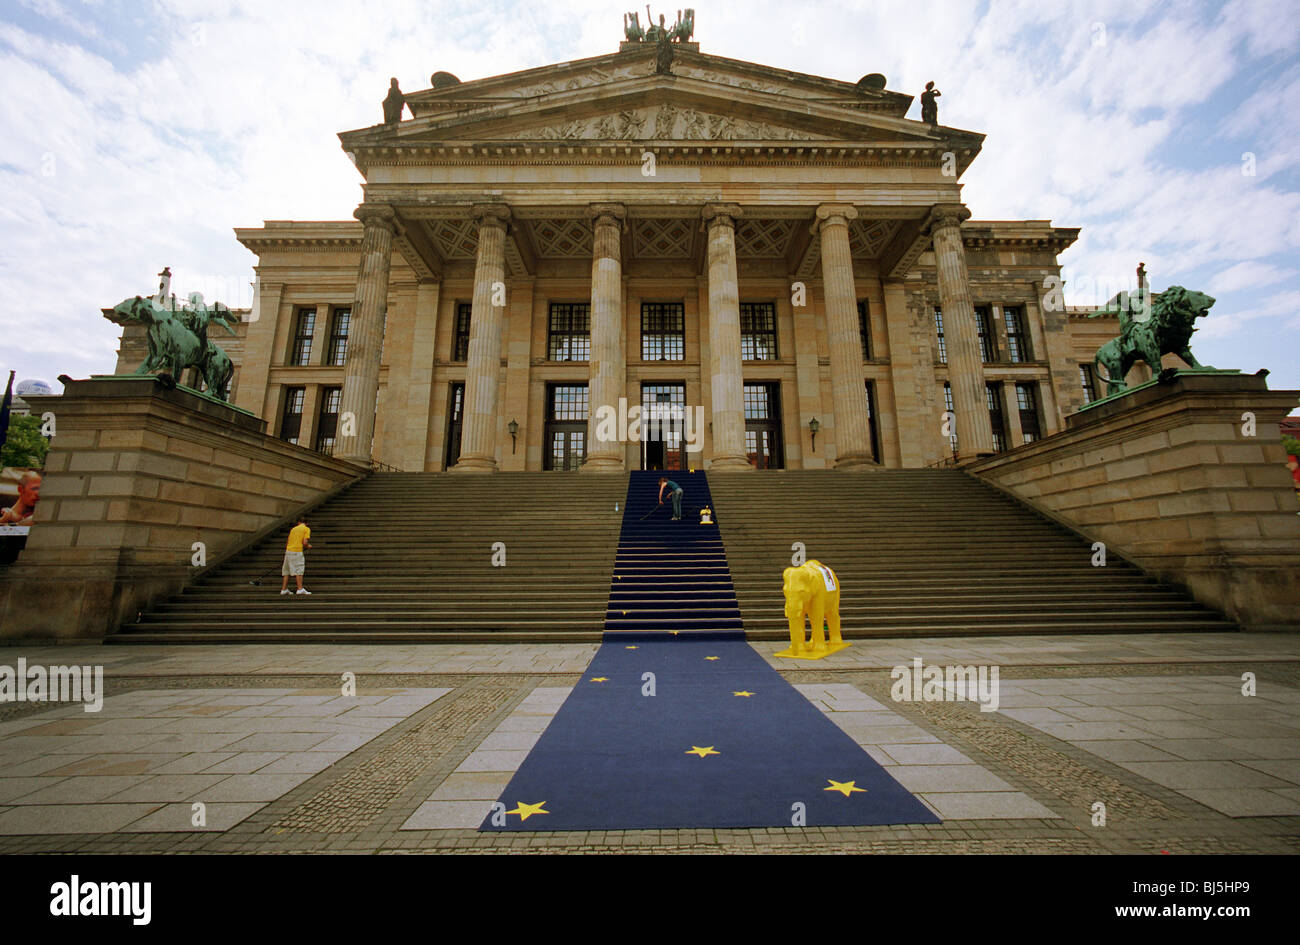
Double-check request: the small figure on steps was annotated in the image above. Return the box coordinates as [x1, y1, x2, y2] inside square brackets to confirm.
[280, 515, 313, 596]
[657, 476, 684, 520]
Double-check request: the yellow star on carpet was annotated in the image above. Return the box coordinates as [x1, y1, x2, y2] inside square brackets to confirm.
[508, 800, 549, 821]
[824, 779, 866, 797]
[705, 656, 720, 661]
[685, 746, 720, 758]
[590, 677, 609, 683]
[625, 645, 638, 650]
[733, 690, 755, 697]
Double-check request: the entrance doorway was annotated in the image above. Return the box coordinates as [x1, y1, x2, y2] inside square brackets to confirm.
[444, 383, 463, 469]
[743, 382, 783, 469]
[640, 383, 686, 471]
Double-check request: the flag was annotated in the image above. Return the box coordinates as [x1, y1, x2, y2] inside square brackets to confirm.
[0, 370, 14, 454]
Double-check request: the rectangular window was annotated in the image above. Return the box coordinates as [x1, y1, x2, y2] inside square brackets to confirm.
[942, 382, 958, 454]
[290, 307, 316, 366]
[279, 387, 305, 444]
[986, 382, 1007, 453]
[641, 302, 685, 361]
[327, 307, 351, 366]
[315, 386, 342, 453]
[975, 306, 997, 363]
[548, 302, 591, 361]
[1004, 306, 1031, 363]
[934, 307, 947, 363]
[1079, 363, 1098, 404]
[453, 302, 471, 362]
[858, 300, 872, 360]
[1016, 382, 1042, 442]
[740, 302, 777, 361]
[548, 384, 590, 422]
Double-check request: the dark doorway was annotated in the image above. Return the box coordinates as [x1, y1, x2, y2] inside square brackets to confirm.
[743, 382, 783, 469]
[640, 383, 686, 470]
[444, 382, 464, 469]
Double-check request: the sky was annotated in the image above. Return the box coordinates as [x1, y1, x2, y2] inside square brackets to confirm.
[1, 0, 1298, 408]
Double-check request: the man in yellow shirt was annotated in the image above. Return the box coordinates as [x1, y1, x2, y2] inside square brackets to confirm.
[279, 516, 312, 596]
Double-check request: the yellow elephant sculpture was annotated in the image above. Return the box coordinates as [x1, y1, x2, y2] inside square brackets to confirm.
[777, 560, 850, 659]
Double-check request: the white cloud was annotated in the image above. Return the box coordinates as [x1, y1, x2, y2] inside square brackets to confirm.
[1, 0, 1298, 395]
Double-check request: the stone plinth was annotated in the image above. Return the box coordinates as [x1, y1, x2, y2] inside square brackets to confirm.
[967, 372, 1300, 631]
[0, 377, 362, 642]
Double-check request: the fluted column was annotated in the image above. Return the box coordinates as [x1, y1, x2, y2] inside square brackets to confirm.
[928, 203, 995, 457]
[451, 204, 511, 473]
[702, 203, 751, 471]
[337, 204, 396, 465]
[583, 203, 626, 472]
[815, 203, 875, 469]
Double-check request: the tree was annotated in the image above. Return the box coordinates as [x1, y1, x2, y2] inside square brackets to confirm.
[0, 415, 50, 469]
[1283, 433, 1300, 459]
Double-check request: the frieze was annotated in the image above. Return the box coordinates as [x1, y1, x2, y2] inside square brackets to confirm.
[495, 106, 821, 141]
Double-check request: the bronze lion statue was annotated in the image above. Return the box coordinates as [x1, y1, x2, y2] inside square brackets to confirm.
[1095, 285, 1215, 397]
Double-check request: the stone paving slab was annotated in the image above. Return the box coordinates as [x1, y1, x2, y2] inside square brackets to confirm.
[995, 676, 1300, 818]
[0, 687, 449, 835]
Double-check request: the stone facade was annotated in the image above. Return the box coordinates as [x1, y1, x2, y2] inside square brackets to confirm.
[967, 373, 1300, 631]
[0, 377, 361, 640]
[121, 43, 1123, 473]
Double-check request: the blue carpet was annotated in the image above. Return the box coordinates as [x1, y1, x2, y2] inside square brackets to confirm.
[481, 638, 941, 830]
[605, 471, 743, 637]
[481, 470, 940, 832]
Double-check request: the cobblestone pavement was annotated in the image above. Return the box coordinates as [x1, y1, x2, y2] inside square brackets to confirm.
[0, 633, 1296, 854]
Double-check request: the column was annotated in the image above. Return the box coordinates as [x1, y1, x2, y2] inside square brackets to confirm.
[927, 203, 995, 458]
[337, 205, 396, 465]
[451, 204, 511, 473]
[1003, 380, 1024, 447]
[815, 203, 875, 469]
[583, 203, 626, 472]
[402, 280, 441, 471]
[701, 203, 751, 471]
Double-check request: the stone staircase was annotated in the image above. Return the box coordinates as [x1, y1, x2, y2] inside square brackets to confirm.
[109, 467, 1234, 644]
[109, 472, 626, 643]
[707, 469, 1235, 638]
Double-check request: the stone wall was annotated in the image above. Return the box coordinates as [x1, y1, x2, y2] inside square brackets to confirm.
[0, 377, 363, 642]
[966, 372, 1300, 631]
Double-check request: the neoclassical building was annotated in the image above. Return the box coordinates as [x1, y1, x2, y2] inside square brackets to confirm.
[132, 34, 1123, 472]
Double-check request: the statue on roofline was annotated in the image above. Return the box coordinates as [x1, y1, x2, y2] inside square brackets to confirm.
[624, 7, 693, 43]
[383, 78, 406, 125]
[920, 81, 941, 124]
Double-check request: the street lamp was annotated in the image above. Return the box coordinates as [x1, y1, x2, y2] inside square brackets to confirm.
[508, 419, 519, 454]
[809, 417, 820, 452]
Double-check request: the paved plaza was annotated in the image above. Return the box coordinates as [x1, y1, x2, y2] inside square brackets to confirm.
[0, 632, 1297, 853]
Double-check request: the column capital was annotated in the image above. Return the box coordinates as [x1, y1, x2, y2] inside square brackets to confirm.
[353, 204, 397, 233]
[813, 203, 858, 233]
[701, 202, 743, 230]
[924, 203, 971, 236]
[471, 203, 512, 233]
[588, 202, 626, 228]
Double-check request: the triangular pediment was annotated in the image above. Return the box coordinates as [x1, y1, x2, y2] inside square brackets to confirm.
[403, 46, 912, 117]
